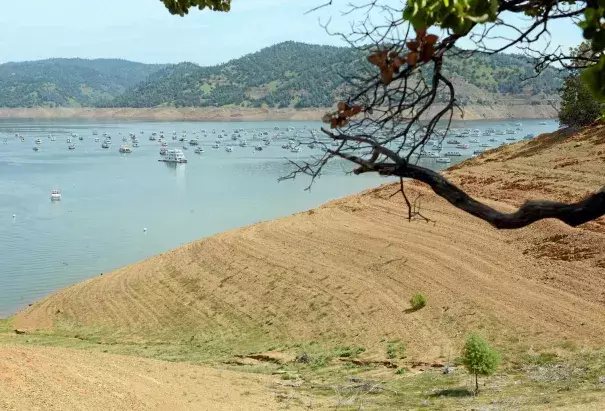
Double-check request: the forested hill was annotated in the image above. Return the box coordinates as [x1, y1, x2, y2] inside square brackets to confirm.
[109, 42, 564, 109]
[0, 59, 165, 107]
[0, 42, 563, 109]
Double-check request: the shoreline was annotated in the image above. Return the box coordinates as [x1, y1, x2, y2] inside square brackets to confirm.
[0, 105, 557, 121]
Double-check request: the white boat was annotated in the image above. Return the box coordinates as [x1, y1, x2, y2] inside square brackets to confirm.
[161, 141, 167, 147]
[133, 138, 139, 144]
[158, 149, 187, 163]
[255, 146, 263, 151]
[506, 129, 515, 134]
[49, 136, 56, 141]
[539, 121, 547, 125]
[79, 136, 84, 141]
[488, 137, 498, 142]
[94, 137, 100, 142]
[102, 142, 110, 149]
[68, 144, 76, 150]
[50, 190, 61, 201]
[122, 137, 127, 142]
[194, 147, 204, 154]
[239, 140, 247, 147]
[226, 146, 234, 152]
[149, 135, 157, 141]
[35, 138, 42, 144]
[456, 143, 470, 149]
[469, 138, 479, 143]
[92, 131, 98, 136]
[212, 143, 220, 149]
[189, 139, 199, 146]
[32, 146, 39, 152]
[182, 145, 188, 150]
[160, 147, 167, 155]
[66, 138, 72, 144]
[505, 136, 517, 141]
[290, 146, 301, 153]
[119, 145, 132, 153]
[446, 139, 460, 144]
[444, 151, 462, 156]
[436, 157, 451, 163]
[133, 142, 140, 148]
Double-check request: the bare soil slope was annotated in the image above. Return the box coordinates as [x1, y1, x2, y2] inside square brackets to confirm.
[14, 123, 605, 361]
[0, 105, 556, 121]
[0, 344, 293, 411]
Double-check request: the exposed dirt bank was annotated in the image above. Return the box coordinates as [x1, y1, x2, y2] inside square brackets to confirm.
[0, 104, 556, 121]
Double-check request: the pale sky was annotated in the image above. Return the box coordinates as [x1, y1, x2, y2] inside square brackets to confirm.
[0, 0, 584, 65]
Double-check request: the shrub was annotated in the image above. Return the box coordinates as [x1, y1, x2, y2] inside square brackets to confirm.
[461, 333, 500, 394]
[338, 346, 365, 358]
[409, 293, 427, 310]
[386, 341, 406, 359]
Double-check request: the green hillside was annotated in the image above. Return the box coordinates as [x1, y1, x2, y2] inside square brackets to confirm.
[110, 41, 564, 109]
[0, 59, 165, 107]
[0, 42, 564, 109]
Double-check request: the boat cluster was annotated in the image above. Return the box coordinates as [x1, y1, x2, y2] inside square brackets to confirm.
[9, 121, 543, 165]
[405, 123, 536, 163]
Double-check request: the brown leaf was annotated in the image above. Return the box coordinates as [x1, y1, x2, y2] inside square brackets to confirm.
[322, 114, 332, 123]
[424, 34, 438, 46]
[350, 106, 362, 115]
[330, 118, 340, 129]
[407, 52, 419, 67]
[380, 68, 394, 84]
[392, 56, 405, 70]
[406, 41, 420, 52]
[367, 50, 388, 68]
[337, 102, 348, 112]
[420, 45, 435, 63]
[389, 50, 399, 58]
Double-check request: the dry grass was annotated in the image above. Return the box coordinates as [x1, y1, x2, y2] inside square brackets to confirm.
[0, 343, 299, 411]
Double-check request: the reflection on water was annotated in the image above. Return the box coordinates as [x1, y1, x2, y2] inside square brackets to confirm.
[0, 118, 558, 316]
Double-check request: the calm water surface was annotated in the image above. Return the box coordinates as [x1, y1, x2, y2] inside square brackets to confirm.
[0, 119, 558, 316]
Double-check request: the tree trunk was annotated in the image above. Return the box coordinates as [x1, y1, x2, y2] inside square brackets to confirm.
[475, 373, 479, 394]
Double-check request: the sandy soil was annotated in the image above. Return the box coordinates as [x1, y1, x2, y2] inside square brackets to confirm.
[6, 122, 605, 410]
[0, 104, 556, 121]
[15, 123, 605, 362]
[0, 344, 296, 411]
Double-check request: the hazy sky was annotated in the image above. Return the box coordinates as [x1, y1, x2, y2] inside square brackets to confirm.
[0, 0, 584, 65]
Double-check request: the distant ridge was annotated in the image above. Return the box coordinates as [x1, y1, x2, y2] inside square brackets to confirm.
[0, 42, 563, 109]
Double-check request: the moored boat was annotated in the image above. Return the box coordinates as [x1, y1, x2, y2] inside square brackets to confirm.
[158, 148, 187, 163]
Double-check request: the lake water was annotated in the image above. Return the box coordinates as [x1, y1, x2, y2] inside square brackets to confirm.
[0, 118, 558, 316]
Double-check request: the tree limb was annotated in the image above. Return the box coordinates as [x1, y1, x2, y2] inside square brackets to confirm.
[387, 163, 605, 230]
